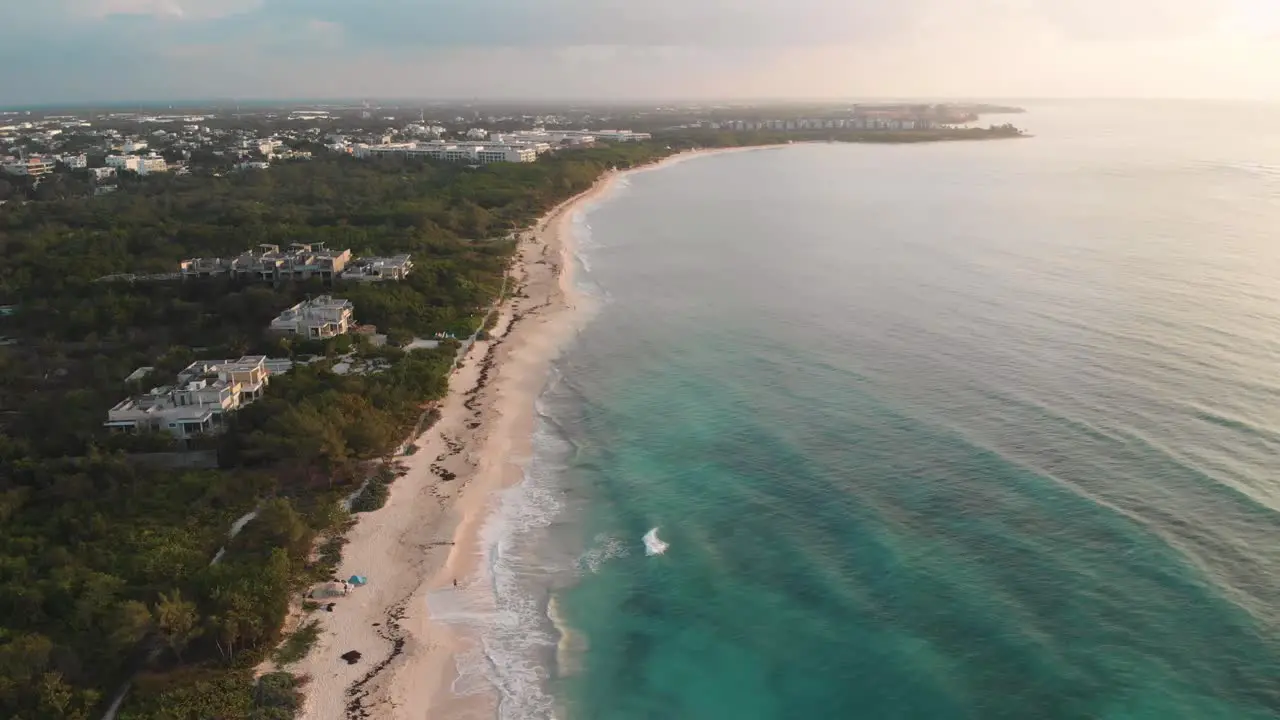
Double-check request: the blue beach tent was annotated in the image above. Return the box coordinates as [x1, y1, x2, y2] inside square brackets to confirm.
[349, 575, 368, 586]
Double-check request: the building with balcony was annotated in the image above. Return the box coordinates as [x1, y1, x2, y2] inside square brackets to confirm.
[105, 355, 291, 439]
[269, 296, 354, 338]
[179, 243, 352, 283]
[1, 155, 56, 177]
[341, 255, 414, 282]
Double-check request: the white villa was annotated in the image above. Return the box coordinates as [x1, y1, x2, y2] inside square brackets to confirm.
[341, 255, 413, 282]
[105, 355, 291, 439]
[269, 296, 354, 338]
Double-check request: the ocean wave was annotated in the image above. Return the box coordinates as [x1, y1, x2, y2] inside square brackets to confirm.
[427, 422, 578, 720]
[576, 533, 630, 574]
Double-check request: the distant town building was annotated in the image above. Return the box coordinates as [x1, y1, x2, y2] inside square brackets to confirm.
[269, 295, 355, 339]
[138, 155, 168, 175]
[353, 141, 536, 164]
[256, 139, 284, 156]
[106, 154, 168, 174]
[1, 155, 55, 177]
[105, 155, 140, 172]
[60, 153, 87, 169]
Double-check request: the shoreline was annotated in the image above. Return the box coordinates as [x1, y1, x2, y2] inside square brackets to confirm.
[288, 145, 784, 720]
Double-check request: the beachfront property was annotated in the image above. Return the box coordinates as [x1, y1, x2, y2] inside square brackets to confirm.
[104, 355, 292, 439]
[180, 243, 352, 282]
[341, 254, 414, 282]
[352, 141, 537, 164]
[269, 295, 354, 338]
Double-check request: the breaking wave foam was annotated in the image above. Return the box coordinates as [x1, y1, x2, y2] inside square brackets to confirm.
[428, 421, 573, 720]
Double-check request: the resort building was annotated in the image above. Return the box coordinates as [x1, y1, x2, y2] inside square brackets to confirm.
[353, 141, 537, 164]
[180, 243, 352, 283]
[269, 295, 354, 338]
[499, 129, 651, 146]
[341, 254, 414, 282]
[104, 355, 291, 439]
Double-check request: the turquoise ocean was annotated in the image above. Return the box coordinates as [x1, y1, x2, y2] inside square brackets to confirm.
[456, 102, 1280, 719]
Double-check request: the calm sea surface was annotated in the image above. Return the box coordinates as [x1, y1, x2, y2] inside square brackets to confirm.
[462, 101, 1280, 719]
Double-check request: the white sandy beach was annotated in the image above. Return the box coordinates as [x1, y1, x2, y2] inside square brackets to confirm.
[284, 145, 788, 720]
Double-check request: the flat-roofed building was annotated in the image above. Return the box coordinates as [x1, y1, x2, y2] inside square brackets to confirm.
[179, 243, 352, 282]
[342, 254, 414, 282]
[2, 155, 56, 177]
[106, 355, 291, 438]
[269, 295, 354, 338]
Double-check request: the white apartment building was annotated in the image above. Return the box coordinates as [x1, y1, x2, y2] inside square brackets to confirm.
[105, 355, 290, 439]
[138, 156, 168, 175]
[60, 154, 87, 169]
[506, 129, 651, 145]
[122, 139, 148, 153]
[90, 167, 116, 181]
[106, 154, 168, 174]
[353, 141, 536, 164]
[269, 295, 354, 338]
[105, 155, 141, 172]
[466, 128, 489, 139]
[257, 139, 284, 155]
[341, 254, 413, 281]
[105, 384, 232, 439]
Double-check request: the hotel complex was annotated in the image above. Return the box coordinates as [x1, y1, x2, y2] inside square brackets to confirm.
[353, 141, 538, 164]
[180, 243, 353, 282]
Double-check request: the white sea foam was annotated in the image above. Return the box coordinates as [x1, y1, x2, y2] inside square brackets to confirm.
[425, 421, 577, 720]
[643, 527, 669, 556]
[577, 533, 629, 574]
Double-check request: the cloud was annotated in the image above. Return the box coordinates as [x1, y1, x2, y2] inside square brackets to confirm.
[0, 0, 1277, 105]
[77, 0, 263, 20]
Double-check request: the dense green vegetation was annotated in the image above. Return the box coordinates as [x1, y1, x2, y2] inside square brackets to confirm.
[0, 142, 678, 719]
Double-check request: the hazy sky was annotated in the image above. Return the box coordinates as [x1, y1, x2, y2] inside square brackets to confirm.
[2, 0, 1279, 104]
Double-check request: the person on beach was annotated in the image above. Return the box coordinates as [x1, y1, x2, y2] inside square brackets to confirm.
[452, 579, 458, 587]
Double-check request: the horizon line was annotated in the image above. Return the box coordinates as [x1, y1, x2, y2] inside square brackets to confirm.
[3, 96, 1278, 113]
